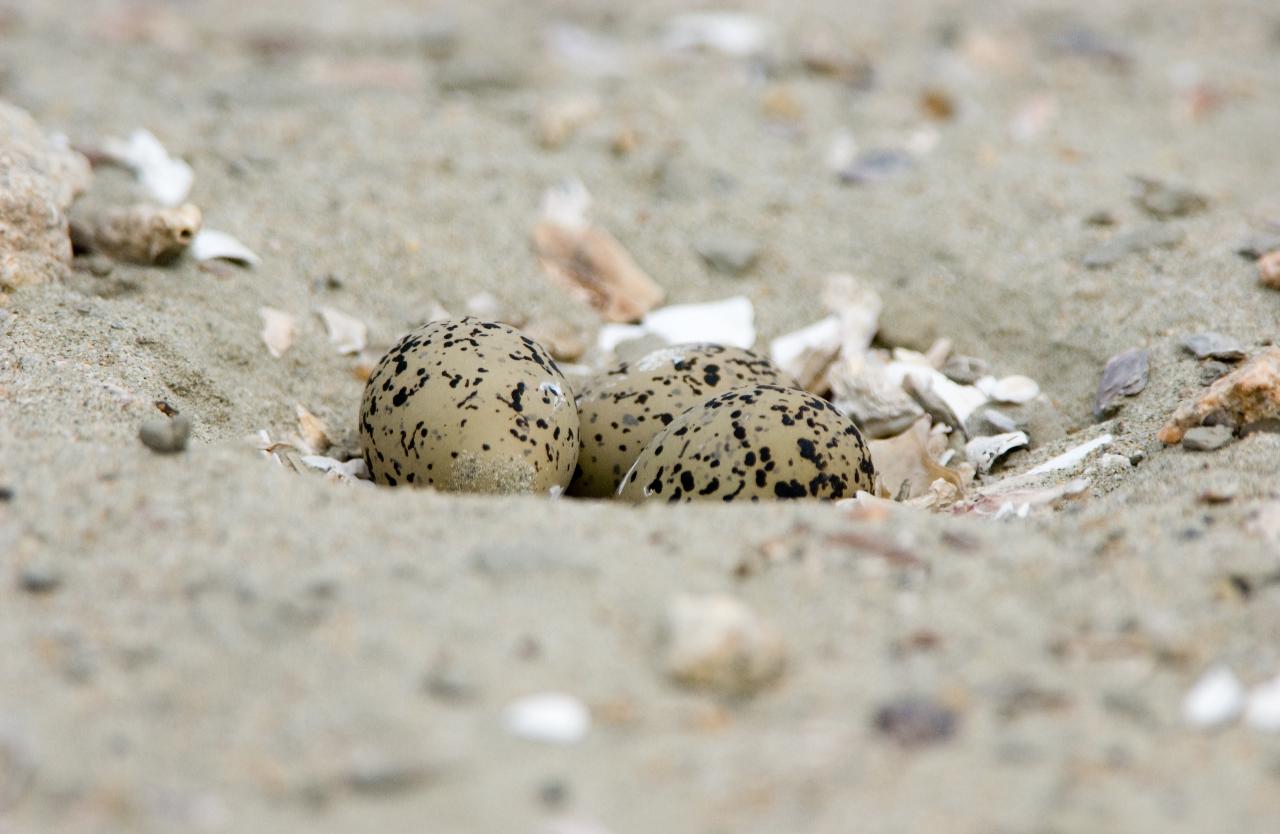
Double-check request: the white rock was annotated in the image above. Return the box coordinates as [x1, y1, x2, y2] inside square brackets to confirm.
[976, 374, 1040, 404]
[1182, 666, 1245, 728]
[964, 431, 1029, 474]
[192, 229, 260, 266]
[661, 593, 785, 696]
[1245, 674, 1280, 732]
[641, 296, 755, 349]
[502, 693, 591, 745]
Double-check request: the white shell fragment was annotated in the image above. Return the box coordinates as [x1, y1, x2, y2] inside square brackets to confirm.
[192, 229, 261, 266]
[642, 296, 755, 349]
[300, 455, 370, 483]
[1027, 433, 1112, 476]
[295, 404, 331, 454]
[965, 431, 1029, 474]
[502, 693, 591, 745]
[976, 374, 1040, 404]
[768, 315, 841, 391]
[1245, 674, 1280, 732]
[1183, 666, 1245, 729]
[664, 13, 769, 57]
[258, 307, 297, 359]
[887, 363, 988, 424]
[317, 306, 368, 355]
[100, 128, 194, 206]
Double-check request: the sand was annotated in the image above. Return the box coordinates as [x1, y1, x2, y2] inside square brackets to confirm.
[2, 0, 1280, 831]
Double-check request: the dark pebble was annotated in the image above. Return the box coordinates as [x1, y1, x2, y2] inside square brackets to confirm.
[139, 414, 192, 454]
[873, 696, 958, 747]
[1182, 332, 1245, 361]
[18, 562, 61, 594]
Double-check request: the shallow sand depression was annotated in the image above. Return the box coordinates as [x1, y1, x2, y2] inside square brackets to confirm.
[2, 0, 1280, 832]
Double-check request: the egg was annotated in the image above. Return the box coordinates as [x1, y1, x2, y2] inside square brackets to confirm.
[617, 384, 876, 502]
[359, 317, 579, 494]
[569, 344, 791, 498]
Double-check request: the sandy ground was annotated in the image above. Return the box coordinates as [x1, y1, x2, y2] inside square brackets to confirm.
[3, 0, 1280, 831]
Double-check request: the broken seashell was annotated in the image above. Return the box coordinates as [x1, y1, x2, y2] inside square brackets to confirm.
[640, 296, 755, 349]
[961, 478, 1090, 517]
[964, 431, 1029, 474]
[317, 306, 368, 355]
[976, 374, 1039, 404]
[295, 404, 331, 454]
[96, 129, 194, 206]
[300, 455, 370, 483]
[869, 417, 964, 499]
[259, 307, 297, 359]
[79, 203, 201, 265]
[191, 229, 260, 266]
[1094, 348, 1149, 419]
[886, 362, 987, 424]
[769, 316, 841, 392]
[1027, 433, 1112, 475]
[533, 180, 664, 323]
[829, 354, 924, 439]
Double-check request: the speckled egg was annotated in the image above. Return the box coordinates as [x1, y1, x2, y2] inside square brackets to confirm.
[569, 344, 791, 498]
[360, 317, 579, 494]
[617, 384, 876, 503]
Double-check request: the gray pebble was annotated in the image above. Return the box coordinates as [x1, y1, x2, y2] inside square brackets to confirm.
[1182, 425, 1235, 452]
[965, 406, 1020, 438]
[1200, 361, 1231, 384]
[942, 355, 990, 385]
[1131, 176, 1208, 219]
[18, 561, 61, 594]
[1083, 225, 1184, 268]
[873, 696, 958, 747]
[344, 754, 431, 796]
[695, 232, 760, 275]
[139, 414, 192, 454]
[1182, 332, 1245, 361]
[1094, 348, 1149, 419]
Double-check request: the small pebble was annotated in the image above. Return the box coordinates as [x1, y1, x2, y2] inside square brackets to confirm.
[1200, 360, 1231, 384]
[1099, 453, 1132, 471]
[660, 594, 786, 697]
[1183, 666, 1244, 728]
[1182, 425, 1235, 452]
[503, 693, 591, 745]
[18, 561, 61, 594]
[873, 696, 958, 747]
[838, 150, 913, 185]
[1182, 332, 1245, 361]
[139, 414, 192, 454]
[694, 232, 760, 276]
[344, 752, 431, 796]
[1131, 176, 1208, 219]
[964, 406, 1020, 438]
[942, 355, 990, 385]
[1083, 225, 1183, 269]
[0, 486, 12, 502]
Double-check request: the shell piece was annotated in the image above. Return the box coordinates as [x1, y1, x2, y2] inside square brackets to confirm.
[570, 344, 790, 498]
[84, 203, 202, 264]
[618, 384, 876, 503]
[359, 318, 579, 494]
[191, 229, 260, 266]
[1158, 347, 1280, 444]
[258, 307, 297, 358]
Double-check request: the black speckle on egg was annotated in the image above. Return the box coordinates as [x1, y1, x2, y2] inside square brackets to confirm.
[359, 317, 579, 494]
[617, 384, 876, 503]
[567, 344, 791, 498]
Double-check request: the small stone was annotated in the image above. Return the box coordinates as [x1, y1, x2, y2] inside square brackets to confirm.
[873, 696, 958, 747]
[18, 561, 61, 593]
[1201, 361, 1231, 384]
[1236, 233, 1280, 260]
[1099, 453, 1132, 471]
[503, 693, 591, 745]
[1183, 666, 1245, 728]
[694, 233, 760, 276]
[1259, 251, 1280, 290]
[1159, 347, 1280, 444]
[942, 355, 989, 385]
[344, 751, 432, 796]
[422, 661, 478, 703]
[0, 486, 12, 502]
[1083, 225, 1184, 268]
[1084, 210, 1116, 226]
[838, 150, 913, 185]
[1182, 332, 1246, 361]
[1182, 425, 1235, 451]
[1131, 176, 1208, 219]
[1094, 348, 1149, 419]
[139, 414, 192, 454]
[660, 593, 785, 697]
